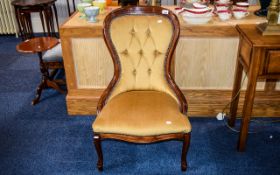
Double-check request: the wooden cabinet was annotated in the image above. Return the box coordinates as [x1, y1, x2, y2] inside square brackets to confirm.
[60, 6, 280, 116]
[229, 25, 280, 151]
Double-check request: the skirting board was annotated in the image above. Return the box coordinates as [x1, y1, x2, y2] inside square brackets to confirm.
[66, 89, 280, 117]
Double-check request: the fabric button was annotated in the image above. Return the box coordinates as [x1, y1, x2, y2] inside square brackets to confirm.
[154, 50, 162, 57]
[146, 28, 151, 37]
[121, 49, 128, 55]
[148, 68, 152, 75]
[138, 49, 143, 56]
[130, 28, 136, 36]
[132, 69, 137, 76]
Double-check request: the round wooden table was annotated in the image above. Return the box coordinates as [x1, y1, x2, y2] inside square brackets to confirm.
[16, 37, 64, 105]
[16, 37, 58, 53]
[12, 0, 59, 40]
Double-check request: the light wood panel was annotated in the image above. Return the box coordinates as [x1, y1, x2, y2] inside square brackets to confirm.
[66, 89, 280, 116]
[70, 37, 266, 90]
[175, 37, 238, 89]
[71, 38, 113, 88]
[175, 37, 265, 90]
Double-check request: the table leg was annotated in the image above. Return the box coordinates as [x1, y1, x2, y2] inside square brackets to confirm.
[238, 49, 262, 151]
[39, 10, 46, 36]
[52, 3, 59, 33]
[43, 6, 52, 37]
[26, 12, 34, 38]
[32, 52, 48, 105]
[32, 78, 46, 105]
[66, 0, 71, 17]
[46, 79, 66, 94]
[32, 52, 66, 105]
[14, 6, 24, 41]
[49, 9, 56, 37]
[45, 5, 55, 37]
[32, 76, 65, 106]
[19, 11, 32, 40]
[228, 57, 244, 127]
[72, 0, 76, 12]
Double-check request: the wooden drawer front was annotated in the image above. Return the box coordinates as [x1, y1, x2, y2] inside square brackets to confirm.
[239, 38, 252, 69]
[265, 50, 280, 74]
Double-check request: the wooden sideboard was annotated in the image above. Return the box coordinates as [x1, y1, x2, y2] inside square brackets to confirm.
[229, 25, 280, 151]
[60, 6, 280, 116]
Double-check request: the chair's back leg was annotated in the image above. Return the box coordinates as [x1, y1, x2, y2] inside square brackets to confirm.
[94, 134, 103, 171]
[181, 133, 191, 171]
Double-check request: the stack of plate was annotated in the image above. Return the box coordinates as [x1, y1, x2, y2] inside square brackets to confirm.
[181, 6, 213, 25]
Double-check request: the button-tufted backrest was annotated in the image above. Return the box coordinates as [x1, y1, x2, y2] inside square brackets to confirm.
[99, 6, 188, 114]
[108, 14, 178, 101]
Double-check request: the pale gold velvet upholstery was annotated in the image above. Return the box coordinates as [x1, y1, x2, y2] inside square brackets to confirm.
[93, 91, 191, 136]
[107, 15, 178, 103]
[93, 13, 191, 137]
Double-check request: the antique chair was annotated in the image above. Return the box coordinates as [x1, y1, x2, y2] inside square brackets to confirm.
[92, 6, 191, 171]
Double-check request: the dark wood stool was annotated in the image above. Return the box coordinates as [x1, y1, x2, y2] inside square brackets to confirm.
[16, 37, 66, 105]
[228, 25, 280, 151]
[12, 0, 59, 41]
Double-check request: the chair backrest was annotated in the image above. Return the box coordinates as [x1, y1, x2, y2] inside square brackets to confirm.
[99, 6, 187, 113]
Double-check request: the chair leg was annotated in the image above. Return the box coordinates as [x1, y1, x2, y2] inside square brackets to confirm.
[181, 133, 191, 171]
[94, 134, 103, 171]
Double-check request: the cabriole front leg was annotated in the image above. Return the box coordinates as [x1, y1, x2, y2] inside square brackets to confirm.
[181, 133, 191, 171]
[94, 134, 103, 171]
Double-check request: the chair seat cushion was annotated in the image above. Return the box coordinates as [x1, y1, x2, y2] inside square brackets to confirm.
[93, 91, 191, 136]
[43, 43, 62, 62]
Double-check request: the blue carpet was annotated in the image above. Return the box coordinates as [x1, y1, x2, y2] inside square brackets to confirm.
[0, 35, 280, 175]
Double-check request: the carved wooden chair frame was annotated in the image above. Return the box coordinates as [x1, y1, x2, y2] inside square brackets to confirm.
[93, 6, 191, 171]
